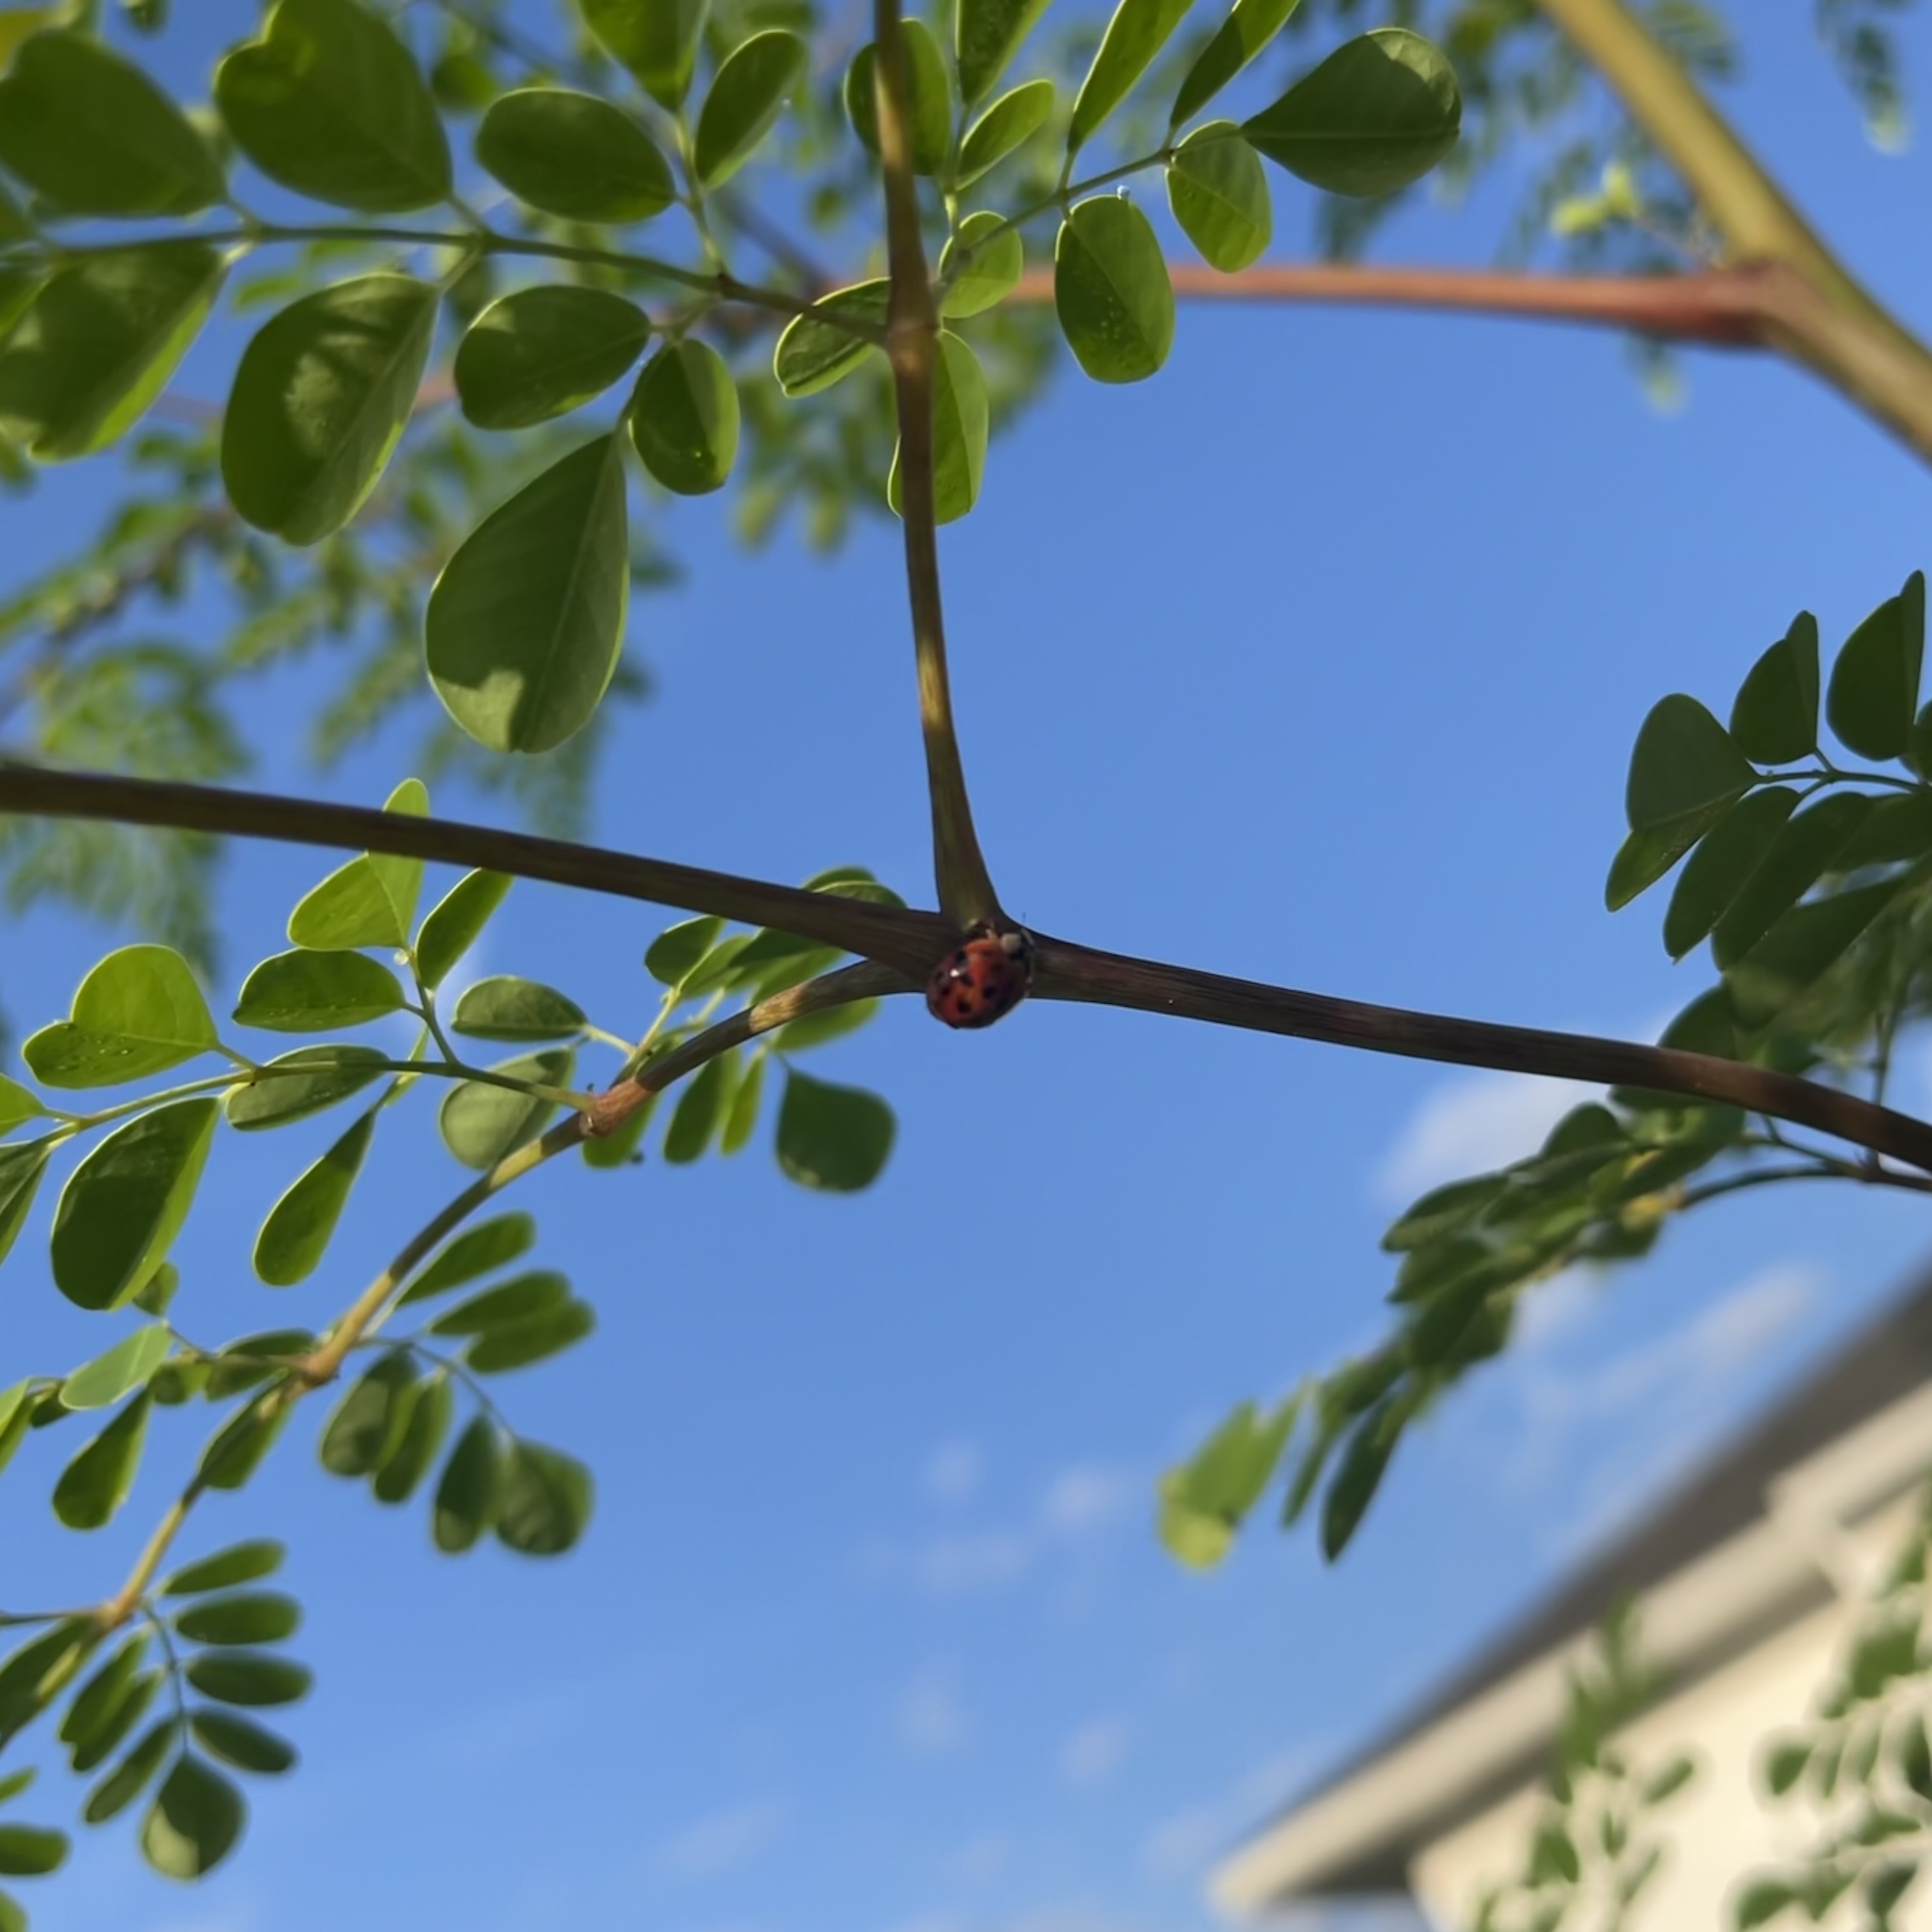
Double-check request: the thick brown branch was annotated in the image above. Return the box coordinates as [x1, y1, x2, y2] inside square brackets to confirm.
[6, 766, 1932, 1170]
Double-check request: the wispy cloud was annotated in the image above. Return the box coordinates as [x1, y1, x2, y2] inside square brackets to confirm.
[917, 1530, 1031, 1593]
[1039, 1464, 1133, 1537]
[1374, 1069, 1598, 1206]
[654, 1801, 787, 1882]
[1059, 1716, 1130, 1788]
[896, 1673, 970, 1755]
[924, 1439, 984, 1505]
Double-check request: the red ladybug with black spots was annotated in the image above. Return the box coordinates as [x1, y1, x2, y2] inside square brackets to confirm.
[926, 924, 1034, 1029]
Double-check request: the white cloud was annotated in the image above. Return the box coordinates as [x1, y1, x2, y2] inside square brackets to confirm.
[1040, 1463, 1133, 1537]
[897, 1674, 970, 1754]
[654, 1801, 786, 1882]
[947, 1834, 1011, 1886]
[1059, 1717, 1130, 1788]
[917, 1530, 1032, 1593]
[1375, 1070, 1598, 1205]
[924, 1439, 984, 1505]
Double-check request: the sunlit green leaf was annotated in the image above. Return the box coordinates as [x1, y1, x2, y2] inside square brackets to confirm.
[225, 1046, 387, 1130]
[396, 1211, 536, 1306]
[183, 1652, 312, 1709]
[1167, 122, 1270, 270]
[162, 1541, 286, 1597]
[1054, 195, 1174, 383]
[772, 280, 887, 399]
[215, 0, 452, 211]
[1070, 0, 1193, 154]
[495, 1439, 592, 1555]
[286, 777, 429, 949]
[477, 87, 674, 221]
[1158, 1395, 1298, 1567]
[59, 1324, 171, 1413]
[372, 1370, 450, 1504]
[1171, 0, 1301, 126]
[0, 244, 224, 462]
[939, 213, 1023, 318]
[222, 274, 438, 545]
[428, 435, 630, 754]
[190, 1710, 296, 1777]
[172, 1593, 300, 1648]
[957, 0, 1050, 103]
[694, 29, 806, 185]
[415, 871, 513, 990]
[630, 339, 739, 494]
[776, 1068, 894, 1191]
[1242, 28, 1460, 196]
[63, 1643, 157, 1775]
[451, 977, 586, 1042]
[254, 1107, 376, 1287]
[197, 1388, 294, 1493]
[581, 0, 705, 109]
[233, 949, 407, 1032]
[82, 1716, 178, 1823]
[455, 287, 652, 431]
[24, 945, 217, 1089]
[0, 1147, 45, 1277]
[140, 1754, 244, 1879]
[51, 1099, 218, 1312]
[0, 1825, 64, 1878]
[663, 1054, 736, 1163]
[845, 22, 951, 174]
[1321, 1394, 1404, 1560]
[51, 1392, 150, 1530]
[437, 1048, 572, 1170]
[956, 77, 1054, 185]
[0, 1621, 91, 1752]
[433, 1414, 504, 1552]
[888, 330, 987, 523]
[466, 1299, 595, 1374]
[319, 1350, 417, 1477]
[0, 29, 222, 215]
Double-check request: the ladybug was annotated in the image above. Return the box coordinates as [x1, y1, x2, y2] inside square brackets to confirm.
[925, 923, 1034, 1030]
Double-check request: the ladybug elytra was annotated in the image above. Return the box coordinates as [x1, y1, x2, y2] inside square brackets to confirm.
[925, 923, 1034, 1029]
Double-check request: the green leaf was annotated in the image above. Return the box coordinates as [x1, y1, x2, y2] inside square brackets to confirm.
[51, 1100, 218, 1312]
[0, 1826, 65, 1878]
[67, 1667, 158, 1776]
[23, 944, 217, 1089]
[1709, 792, 1872, 969]
[253, 1107, 376, 1287]
[475, 87, 674, 222]
[82, 1717, 178, 1824]
[1167, 123, 1271, 271]
[887, 330, 988, 524]
[141, 1754, 244, 1880]
[1158, 1396, 1298, 1567]
[0, 1147, 45, 1276]
[495, 1440, 593, 1555]
[0, 1622, 91, 1752]
[52, 1392, 151, 1530]
[629, 339, 740, 495]
[957, 0, 1050, 103]
[1731, 611, 1820, 764]
[319, 1351, 418, 1477]
[0, 1770, 30, 1807]
[1828, 571, 1925, 760]
[372, 1370, 451, 1504]
[162, 1542, 286, 1597]
[956, 78, 1055, 185]
[1662, 786, 1798, 960]
[1070, 0, 1193, 154]
[429, 1269, 569, 1335]
[438, 1048, 572, 1170]
[0, 29, 221, 215]
[397, 1211, 537, 1306]
[224, 1046, 387, 1130]
[1641, 1752, 1696, 1804]
[1171, 0, 1301, 126]
[0, 1075, 41, 1138]
[451, 977, 587, 1042]
[1321, 1395, 1404, 1560]
[222, 274, 438, 544]
[1625, 693, 1758, 834]
[776, 1069, 894, 1192]
[720, 1050, 767, 1151]
[190, 1710, 296, 1776]
[433, 1415, 505, 1552]
[772, 280, 887, 398]
[663, 1055, 737, 1163]
[427, 434, 630, 754]
[466, 1299, 595, 1374]
[695, 30, 806, 185]
[58, 1636, 148, 1763]
[205, 1334, 314, 1404]
[415, 871, 513, 990]
[215, 0, 452, 211]
[197, 1388, 294, 1492]
[59, 1324, 171, 1413]
[939, 213, 1023, 318]
[132, 1263, 180, 1319]
[172, 1593, 300, 1648]
[1734, 1878, 1797, 1929]
[454, 286, 652, 432]
[184, 1652, 312, 1709]
[0, 243, 224, 462]
[286, 776, 428, 949]
[233, 949, 407, 1032]
[1726, 880, 1903, 1025]
[581, 0, 705, 109]
[645, 914, 727, 986]
[845, 23, 951, 174]
[1242, 28, 1460, 196]
[1899, 1717, 1932, 1800]
[1054, 195, 1174, 384]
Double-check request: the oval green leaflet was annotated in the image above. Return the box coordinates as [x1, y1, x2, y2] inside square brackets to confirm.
[222, 274, 439, 546]
[162, 1541, 286, 1597]
[1054, 195, 1174, 383]
[694, 30, 808, 187]
[776, 1070, 896, 1192]
[1241, 28, 1461, 197]
[52, 1393, 152, 1531]
[140, 1754, 245, 1879]
[450, 977, 587, 1042]
[190, 1710, 297, 1776]
[454, 287, 653, 431]
[1731, 611, 1821, 765]
[773, 280, 888, 399]
[252, 1107, 377, 1287]
[372, 1371, 452, 1505]
[956, 0, 1052, 104]
[1069, 0, 1194, 156]
[214, 0, 452, 212]
[433, 1415, 506, 1552]
[427, 435, 631, 755]
[494, 1440, 593, 1555]
[845, 22, 952, 175]
[286, 777, 429, 949]
[181, 1652, 314, 1708]
[23, 943, 217, 1089]
[956, 78, 1055, 187]
[50, 1100, 220, 1313]
[437, 1049, 573, 1170]
[171, 1593, 301, 1648]
[0, 244, 225, 463]
[319, 1351, 418, 1477]
[395, 1210, 536, 1306]
[466, 1300, 595, 1375]
[1828, 569, 1924, 761]
[475, 88, 676, 222]
[59, 1324, 172, 1413]
[1167, 123, 1271, 272]
[1170, 0, 1301, 128]
[414, 871, 514, 990]
[580, 0, 705, 110]
[0, 29, 224, 217]
[887, 331, 988, 525]
[939, 213, 1023, 318]
[630, 339, 740, 494]
[231, 949, 407, 1032]
[224, 1046, 388, 1131]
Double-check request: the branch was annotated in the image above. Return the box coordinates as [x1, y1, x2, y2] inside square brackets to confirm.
[7, 765, 1932, 1171]
[873, 0, 1000, 928]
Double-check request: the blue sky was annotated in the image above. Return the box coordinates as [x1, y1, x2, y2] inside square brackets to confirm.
[5, 6, 1932, 1932]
